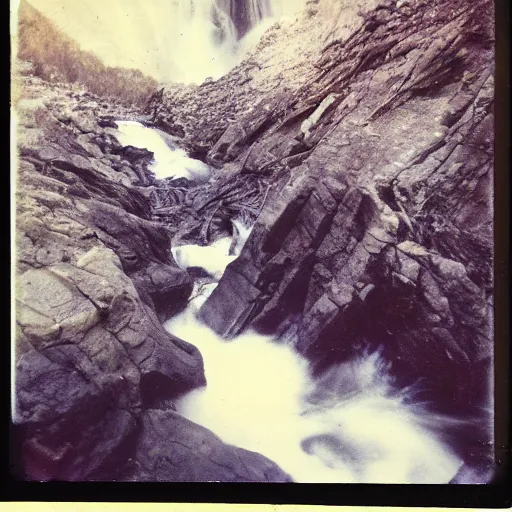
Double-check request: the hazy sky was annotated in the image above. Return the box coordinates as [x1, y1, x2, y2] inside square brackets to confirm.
[24, 0, 185, 80]
[21, 0, 308, 83]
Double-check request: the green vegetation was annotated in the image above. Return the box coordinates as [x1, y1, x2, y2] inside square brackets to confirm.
[17, 0, 159, 105]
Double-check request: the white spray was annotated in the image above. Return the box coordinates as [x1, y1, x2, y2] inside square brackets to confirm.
[166, 0, 306, 82]
[114, 121, 210, 181]
[165, 220, 464, 483]
[24, 0, 307, 83]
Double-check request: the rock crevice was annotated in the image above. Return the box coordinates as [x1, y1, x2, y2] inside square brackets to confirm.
[13, 0, 495, 482]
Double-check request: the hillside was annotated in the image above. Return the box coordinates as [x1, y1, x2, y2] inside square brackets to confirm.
[16, 0, 158, 105]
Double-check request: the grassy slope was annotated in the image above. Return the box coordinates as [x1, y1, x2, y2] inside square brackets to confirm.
[16, 0, 159, 106]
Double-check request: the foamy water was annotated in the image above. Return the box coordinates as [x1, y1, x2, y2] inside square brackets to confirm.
[172, 237, 236, 281]
[163, 0, 308, 83]
[172, 220, 252, 281]
[165, 225, 464, 483]
[114, 121, 210, 180]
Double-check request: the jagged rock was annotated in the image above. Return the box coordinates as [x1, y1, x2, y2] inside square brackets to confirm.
[131, 262, 193, 321]
[127, 410, 292, 482]
[70, 110, 99, 134]
[13, 84, 210, 481]
[111, 145, 154, 165]
[207, 92, 292, 167]
[199, 0, 494, 418]
[97, 116, 118, 129]
[14, 0, 495, 484]
[17, 347, 138, 481]
[14, 246, 205, 479]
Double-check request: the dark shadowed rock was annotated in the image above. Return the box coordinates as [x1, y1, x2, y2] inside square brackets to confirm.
[127, 409, 292, 482]
[131, 262, 193, 321]
[198, 0, 494, 418]
[14, 0, 495, 483]
[97, 116, 118, 129]
[14, 246, 205, 480]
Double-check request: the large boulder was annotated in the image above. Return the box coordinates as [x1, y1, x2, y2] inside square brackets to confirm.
[127, 410, 292, 482]
[14, 246, 205, 480]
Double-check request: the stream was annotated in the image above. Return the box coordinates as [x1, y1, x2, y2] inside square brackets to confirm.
[114, 121, 210, 181]
[115, 121, 465, 484]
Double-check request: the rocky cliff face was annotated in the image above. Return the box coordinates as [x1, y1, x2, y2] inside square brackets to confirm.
[12, 73, 290, 482]
[13, 0, 495, 483]
[151, 0, 495, 474]
[200, 0, 494, 394]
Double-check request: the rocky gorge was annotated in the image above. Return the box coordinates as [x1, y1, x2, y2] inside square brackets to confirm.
[12, 0, 497, 485]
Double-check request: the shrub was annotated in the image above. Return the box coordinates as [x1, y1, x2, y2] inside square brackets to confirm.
[17, 0, 159, 106]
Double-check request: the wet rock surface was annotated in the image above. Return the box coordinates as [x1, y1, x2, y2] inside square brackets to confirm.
[13, 0, 495, 483]
[126, 409, 292, 482]
[191, 0, 494, 463]
[13, 74, 286, 481]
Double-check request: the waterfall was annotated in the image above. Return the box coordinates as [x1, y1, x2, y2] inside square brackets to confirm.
[27, 0, 306, 84]
[161, 0, 237, 83]
[167, 0, 306, 82]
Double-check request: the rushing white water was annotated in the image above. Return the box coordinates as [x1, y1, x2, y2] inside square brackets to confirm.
[27, 0, 307, 83]
[165, 225, 464, 483]
[172, 237, 236, 281]
[113, 119, 464, 484]
[114, 121, 210, 181]
[172, 219, 252, 280]
[166, 0, 307, 83]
